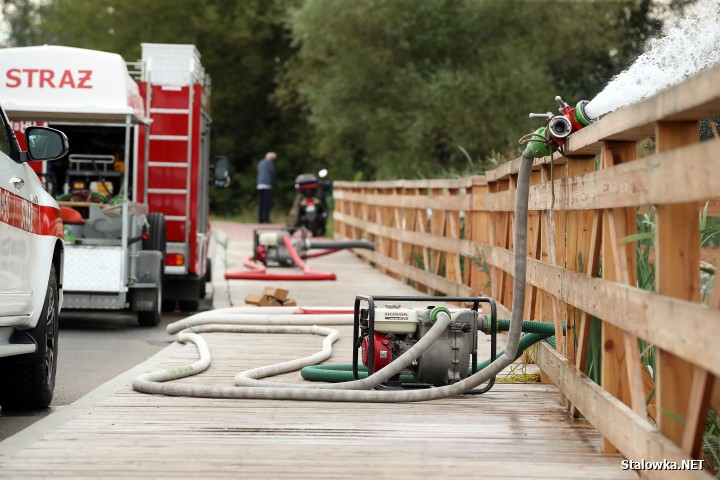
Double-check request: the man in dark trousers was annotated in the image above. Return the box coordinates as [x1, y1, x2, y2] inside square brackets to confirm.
[256, 152, 277, 223]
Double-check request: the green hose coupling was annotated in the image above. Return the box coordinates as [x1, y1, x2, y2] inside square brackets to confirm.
[574, 100, 595, 127]
[525, 127, 551, 158]
[428, 306, 451, 324]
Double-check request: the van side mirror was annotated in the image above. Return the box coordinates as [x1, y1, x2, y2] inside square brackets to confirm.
[211, 155, 230, 188]
[25, 127, 69, 162]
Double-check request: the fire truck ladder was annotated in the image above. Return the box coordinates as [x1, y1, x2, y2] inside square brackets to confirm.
[145, 84, 194, 274]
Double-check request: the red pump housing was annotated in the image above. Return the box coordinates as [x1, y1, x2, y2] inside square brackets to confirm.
[362, 333, 393, 371]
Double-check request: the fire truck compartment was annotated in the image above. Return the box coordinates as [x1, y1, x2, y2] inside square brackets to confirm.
[47, 124, 132, 199]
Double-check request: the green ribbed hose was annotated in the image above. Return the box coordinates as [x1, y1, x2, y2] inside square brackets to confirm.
[301, 331, 552, 383]
[494, 318, 560, 335]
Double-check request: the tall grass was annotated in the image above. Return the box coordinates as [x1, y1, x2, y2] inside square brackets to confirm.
[609, 203, 720, 475]
[578, 203, 719, 474]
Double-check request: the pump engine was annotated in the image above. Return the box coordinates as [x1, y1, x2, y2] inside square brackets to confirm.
[252, 227, 375, 268]
[353, 295, 497, 390]
[254, 228, 309, 267]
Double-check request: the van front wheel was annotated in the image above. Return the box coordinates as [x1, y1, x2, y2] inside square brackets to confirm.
[0, 264, 59, 409]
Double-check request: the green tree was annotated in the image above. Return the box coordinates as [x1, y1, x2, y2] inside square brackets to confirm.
[278, 0, 694, 180]
[1, 0, 45, 46]
[1, 0, 696, 206]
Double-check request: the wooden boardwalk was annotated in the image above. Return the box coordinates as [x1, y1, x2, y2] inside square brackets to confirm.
[0, 223, 636, 479]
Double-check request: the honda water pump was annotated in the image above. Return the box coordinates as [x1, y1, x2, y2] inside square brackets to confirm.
[353, 295, 498, 392]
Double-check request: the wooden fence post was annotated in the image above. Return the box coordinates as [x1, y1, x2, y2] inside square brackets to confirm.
[469, 178, 490, 295]
[655, 121, 710, 457]
[445, 187, 462, 286]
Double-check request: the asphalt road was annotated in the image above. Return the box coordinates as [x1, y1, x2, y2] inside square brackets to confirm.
[0, 298, 211, 442]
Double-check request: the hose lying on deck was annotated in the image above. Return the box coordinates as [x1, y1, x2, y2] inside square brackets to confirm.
[134, 310, 551, 401]
[299, 239, 374, 259]
[307, 240, 375, 251]
[134, 149, 536, 403]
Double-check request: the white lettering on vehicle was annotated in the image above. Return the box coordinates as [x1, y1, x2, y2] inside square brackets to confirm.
[21, 198, 33, 232]
[0, 189, 9, 222]
[11, 121, 40, 132]
[5, 68, 93, 89]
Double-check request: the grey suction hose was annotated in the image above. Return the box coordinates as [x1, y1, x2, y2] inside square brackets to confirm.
[503, 148, 534, 361]
[132, 149, 535, 402]
[307, 240, 375, 251]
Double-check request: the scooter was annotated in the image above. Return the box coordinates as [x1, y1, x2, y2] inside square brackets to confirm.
[289, 168, 330, 236]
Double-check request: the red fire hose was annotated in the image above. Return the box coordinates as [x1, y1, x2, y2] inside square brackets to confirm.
[243, 257, 266, 272]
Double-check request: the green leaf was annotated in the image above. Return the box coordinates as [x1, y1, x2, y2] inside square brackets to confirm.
[620, 232, 655, 243]
[646, 385, 655, 406]
[660, 409, 687, 425]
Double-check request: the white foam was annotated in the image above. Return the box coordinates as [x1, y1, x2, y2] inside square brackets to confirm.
[585, 1, 720, 119]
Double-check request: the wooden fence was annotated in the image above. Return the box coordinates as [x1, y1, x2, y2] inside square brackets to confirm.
[333, 63, 720, 479]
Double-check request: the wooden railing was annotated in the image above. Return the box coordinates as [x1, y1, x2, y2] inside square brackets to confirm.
[333, 63, 720, 479]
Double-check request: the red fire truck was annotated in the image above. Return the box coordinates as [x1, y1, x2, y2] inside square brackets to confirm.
[0, 43, 226, 322]
[136, 43, 225, 312]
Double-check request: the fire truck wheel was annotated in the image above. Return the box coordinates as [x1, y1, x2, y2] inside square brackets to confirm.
[137, 286, 162, 327]
[0, 264, 59, 409]
[162, 299, 177, 312]
[143, 213, 167, 256]
[178, 300, 199, 312]
[205, 258, 212, 282]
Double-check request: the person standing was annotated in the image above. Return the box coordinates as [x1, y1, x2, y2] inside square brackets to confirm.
[256, 152, 277, 223]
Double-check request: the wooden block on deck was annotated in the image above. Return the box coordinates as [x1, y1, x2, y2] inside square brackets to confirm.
[245, 293, 282, 306]
[263, 287, 289, 301]
[281, 298, 297, 306]
[264, 296, 282, 306]
[244, 293, 264, 305]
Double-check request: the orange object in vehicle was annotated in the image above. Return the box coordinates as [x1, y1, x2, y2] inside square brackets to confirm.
[60, 206, 84, 224]
[113, 153, 125, 172]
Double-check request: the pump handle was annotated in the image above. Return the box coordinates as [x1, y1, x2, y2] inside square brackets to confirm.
[528, 112, 553, 120]
[555, 95, 569, 109]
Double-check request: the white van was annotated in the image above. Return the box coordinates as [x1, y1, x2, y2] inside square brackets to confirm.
[0, 104, 68, 408]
